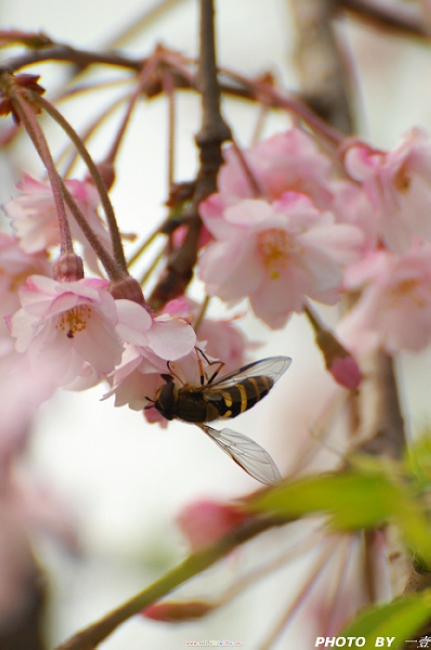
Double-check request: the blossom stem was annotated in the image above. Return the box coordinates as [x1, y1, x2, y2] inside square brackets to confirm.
[194, 295, 211, 333]
[31, 92, 128, 273]
[231, 139, 262, 197]
[58, 177, 127, 282]
[8, 87, 74, 256]
[102, 53, 161, 167]
[60, 91, 130, 179]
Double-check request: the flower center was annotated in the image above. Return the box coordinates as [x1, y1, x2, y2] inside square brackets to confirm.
[258, 229, 292, 279]
[57, 305, 92, 339]
[391, 278, 428, 309]
[394, 166, 411, 193]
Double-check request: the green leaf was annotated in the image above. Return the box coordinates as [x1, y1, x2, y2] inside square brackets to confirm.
[252, 470, 401, 529]
[340, 591, 431, 649]
[405, 433, 431, 487]
[251, 461, 431, 567]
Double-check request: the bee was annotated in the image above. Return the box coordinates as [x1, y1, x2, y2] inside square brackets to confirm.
[148, 351, 291, 486]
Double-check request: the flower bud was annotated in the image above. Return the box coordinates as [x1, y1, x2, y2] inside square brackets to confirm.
[305, 305, 362, 390]
[52, 253, 84, 282]
[142, 600, 213, 622]
[177, 499, 247, 551]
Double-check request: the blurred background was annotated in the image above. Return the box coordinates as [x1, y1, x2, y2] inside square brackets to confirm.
[1, 0, 431, 648]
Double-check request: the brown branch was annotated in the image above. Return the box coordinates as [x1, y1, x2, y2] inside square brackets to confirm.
[353, 351, 406, 461]
[290, 0, 353, 133]
[147, 0, 232, 311]
[339, 0, 430, 40]
[0, 37, 345, 148]
[0, 43, 145, 75]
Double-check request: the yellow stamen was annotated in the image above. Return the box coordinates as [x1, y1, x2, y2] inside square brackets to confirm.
[258, 229, 292, 279]
[57, 305, 92, 339]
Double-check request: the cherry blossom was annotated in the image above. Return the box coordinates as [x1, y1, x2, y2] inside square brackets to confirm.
[8, 275, 123, 388]
[199, 192, 363, 329]
[338, 247, 431, 354]
[207, 129, 377, 251]
[107, 300, 196, 414]
[3, 174, 113, 273]
[0, 352, 55, 468]
[217, 128, 334, 205]
[0, 443, 78, 629]
[344, 128, 431, 252]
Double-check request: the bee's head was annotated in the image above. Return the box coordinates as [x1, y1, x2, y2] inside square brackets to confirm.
[153, 374, 178, 420]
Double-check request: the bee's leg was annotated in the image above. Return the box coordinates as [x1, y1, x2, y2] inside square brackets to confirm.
[195, 347, 225, 385]
[166, 361, 185, 385]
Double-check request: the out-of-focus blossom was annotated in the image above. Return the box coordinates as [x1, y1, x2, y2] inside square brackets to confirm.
[217, 128, 334, 206]
[338, 247, 431, 353]
[164, 296, 249, 375]
[345, 128, 431, 252]
[329, 180, 378, 253]
[0, 352, 55, 469]
[0, 456, 78, 631]
[8, 275, 123, 388]
[3, 174, 112, 273]
[199, 192, 363, 329]
[176, 499, 247, 551]
[207, 128, 377, 251]
[0, 232, 49, 348]
[197, 317, 248, 375]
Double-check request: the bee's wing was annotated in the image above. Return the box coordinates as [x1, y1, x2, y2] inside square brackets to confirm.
[210, 356, 291, 389]
[198, 424, 282, 486]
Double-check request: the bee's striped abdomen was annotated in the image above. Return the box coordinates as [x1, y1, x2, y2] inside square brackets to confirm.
[208, 375, 274, 419]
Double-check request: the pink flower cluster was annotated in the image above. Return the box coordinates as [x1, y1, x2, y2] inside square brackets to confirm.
[340, 128, 431, 354]
[0, 180, 197, 433]
[198, 129, 366, 330]
[196, 126, 431, 356]
[0, 177, 248, 431]
[3, 123, 431, 432]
